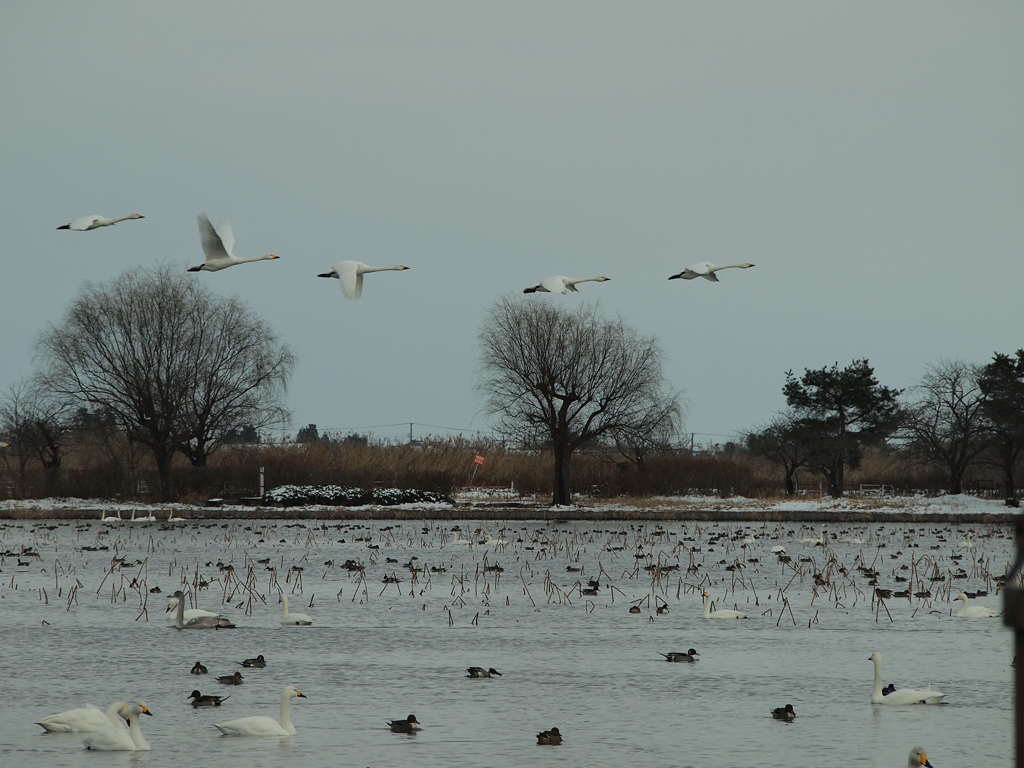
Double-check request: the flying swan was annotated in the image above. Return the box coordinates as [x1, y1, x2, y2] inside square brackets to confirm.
[82, 701, 152, 751]
[523, 275, 609, 294]
[668, 262, 755, 282]
[869, 652, 945, 704]
[317, 260, 409, 299]
[58, 214, 144, 231]
[215, 685, 306, 736]
[189, 213, 279, 272]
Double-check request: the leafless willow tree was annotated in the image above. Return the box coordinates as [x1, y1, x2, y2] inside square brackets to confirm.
[477, 297, 682, 505]
[900, 359, 989, 494]
[35, 265, 294, 500]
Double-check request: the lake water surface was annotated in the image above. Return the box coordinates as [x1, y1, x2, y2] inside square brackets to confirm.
[0, 517, 1014, 767]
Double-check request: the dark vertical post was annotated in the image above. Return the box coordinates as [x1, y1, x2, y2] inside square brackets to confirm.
[1003, 517, 1024, 767]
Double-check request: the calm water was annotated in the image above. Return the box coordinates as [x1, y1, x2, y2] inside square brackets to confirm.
[0, 518, 1014, 768]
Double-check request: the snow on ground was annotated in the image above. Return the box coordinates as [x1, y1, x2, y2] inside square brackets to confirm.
[0, 492, 1014, 517]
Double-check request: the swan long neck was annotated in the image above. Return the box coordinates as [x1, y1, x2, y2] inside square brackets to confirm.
[279, 692, 294, 732]
[362, 264, 406, 274]
[872, 655, 883, 698]
[174, 594, 185, 629]
[281, 594, 289, 616]
[239, 254, 277, 264]
[565, 276, 606, 286]
[702, 593, 711, 618]
[714, 263, 753, 271]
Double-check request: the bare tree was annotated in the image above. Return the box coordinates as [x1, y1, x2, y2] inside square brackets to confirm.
[36, 265, 294, 500]
[900, 359, 988, 495]
[0, 380, 39, 497]
[477, 297, 682, 506]
[745, 413, 817, 495]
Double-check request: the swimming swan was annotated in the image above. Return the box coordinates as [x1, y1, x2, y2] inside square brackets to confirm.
[37, 702, 131, 733]
[702, 591, 747, 620]
[668, 262, 755, 282]
[172, 590, 235, 629]
[908, 746, 934, 767]
[279, 594, 313, 625]
[58, 214, 144, 231]
[166, 595, 222, 624]
[954, 593, 1000, 618]
[869, 652, 945, 704]
[523, 275, 609, 294]
[82, 702, 152, 750]
[318, 260, 409, 299]
[215, 685, 306, 736]
[189, 213, 279, 272]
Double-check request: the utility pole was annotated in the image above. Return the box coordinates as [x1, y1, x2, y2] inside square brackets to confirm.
[1005, 516, 1024, 766]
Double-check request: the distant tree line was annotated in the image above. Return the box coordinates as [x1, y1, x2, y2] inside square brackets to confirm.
[0, 265, 293, 501]
[745, 356, 1024, 503]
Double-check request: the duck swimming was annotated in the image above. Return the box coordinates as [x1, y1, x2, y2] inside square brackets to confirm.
[659, 649, 699, 663]
[771, 704, 796, 721]
[238, 655, 267, 668]
[189, 690, 229, 707]
[387, 714, 421, 733]
[191, 661, 208, 675]
[537, 726, 562, 745]
[466, 667, 502, 678]
[216, 671, 244, 686]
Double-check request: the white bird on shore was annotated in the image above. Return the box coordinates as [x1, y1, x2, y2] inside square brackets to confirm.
[82, 702, 152, 750]
[37, 702, 131, 733]
[279, 594, 313, 625]
[701, 591, 747, 620]
[668, 262, 754, 282]
[953, 593, 1000, 618]
[189, 214, 279, 272]
[58, 213, 144, 231]
[869, 652, 945, 704]
[215, 686, 306, 736]
[523, 275, 609, 294]
[317, 260, 409, 299]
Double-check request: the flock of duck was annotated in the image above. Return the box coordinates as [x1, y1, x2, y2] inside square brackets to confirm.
[56, 210, 755, 296]
[10, 516, 1012, 763]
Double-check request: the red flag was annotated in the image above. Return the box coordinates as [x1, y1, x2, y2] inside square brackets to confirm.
[473, 454, 486, 465]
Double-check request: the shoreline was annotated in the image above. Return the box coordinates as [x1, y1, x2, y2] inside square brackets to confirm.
[0, 499, 1018, 525]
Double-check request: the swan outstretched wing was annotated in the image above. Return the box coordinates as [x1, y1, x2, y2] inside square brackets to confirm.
[539, 276, 570, 294]
[197, 214, 232, 261]
[334, 261, 362, 299]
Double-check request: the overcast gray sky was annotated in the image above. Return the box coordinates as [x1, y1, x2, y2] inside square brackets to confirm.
[2, 3, 1021, 446]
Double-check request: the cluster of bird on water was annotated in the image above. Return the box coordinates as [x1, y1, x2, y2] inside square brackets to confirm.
[168, 589, 312, 629]
[56, 210, 755, 297]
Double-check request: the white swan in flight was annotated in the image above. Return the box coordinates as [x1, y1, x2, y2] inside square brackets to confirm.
[908, 746, 934, 767]
[701, 591, 747, 619]
[279, 594, 313, 625]
[317, 260, 409, 299]
[953, 593, 1000, 618]
[215, 686, 306, 736]
[668, 262, 755, 282]
[869, 652, 945, 704]
[82, 702, 152, 750]
[36, 702, 131, 733]
[58, 214, 144, 231]
[523, 275, 610, 294]
[171, 590, 235, 629]
[189, 214, 279, 272]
